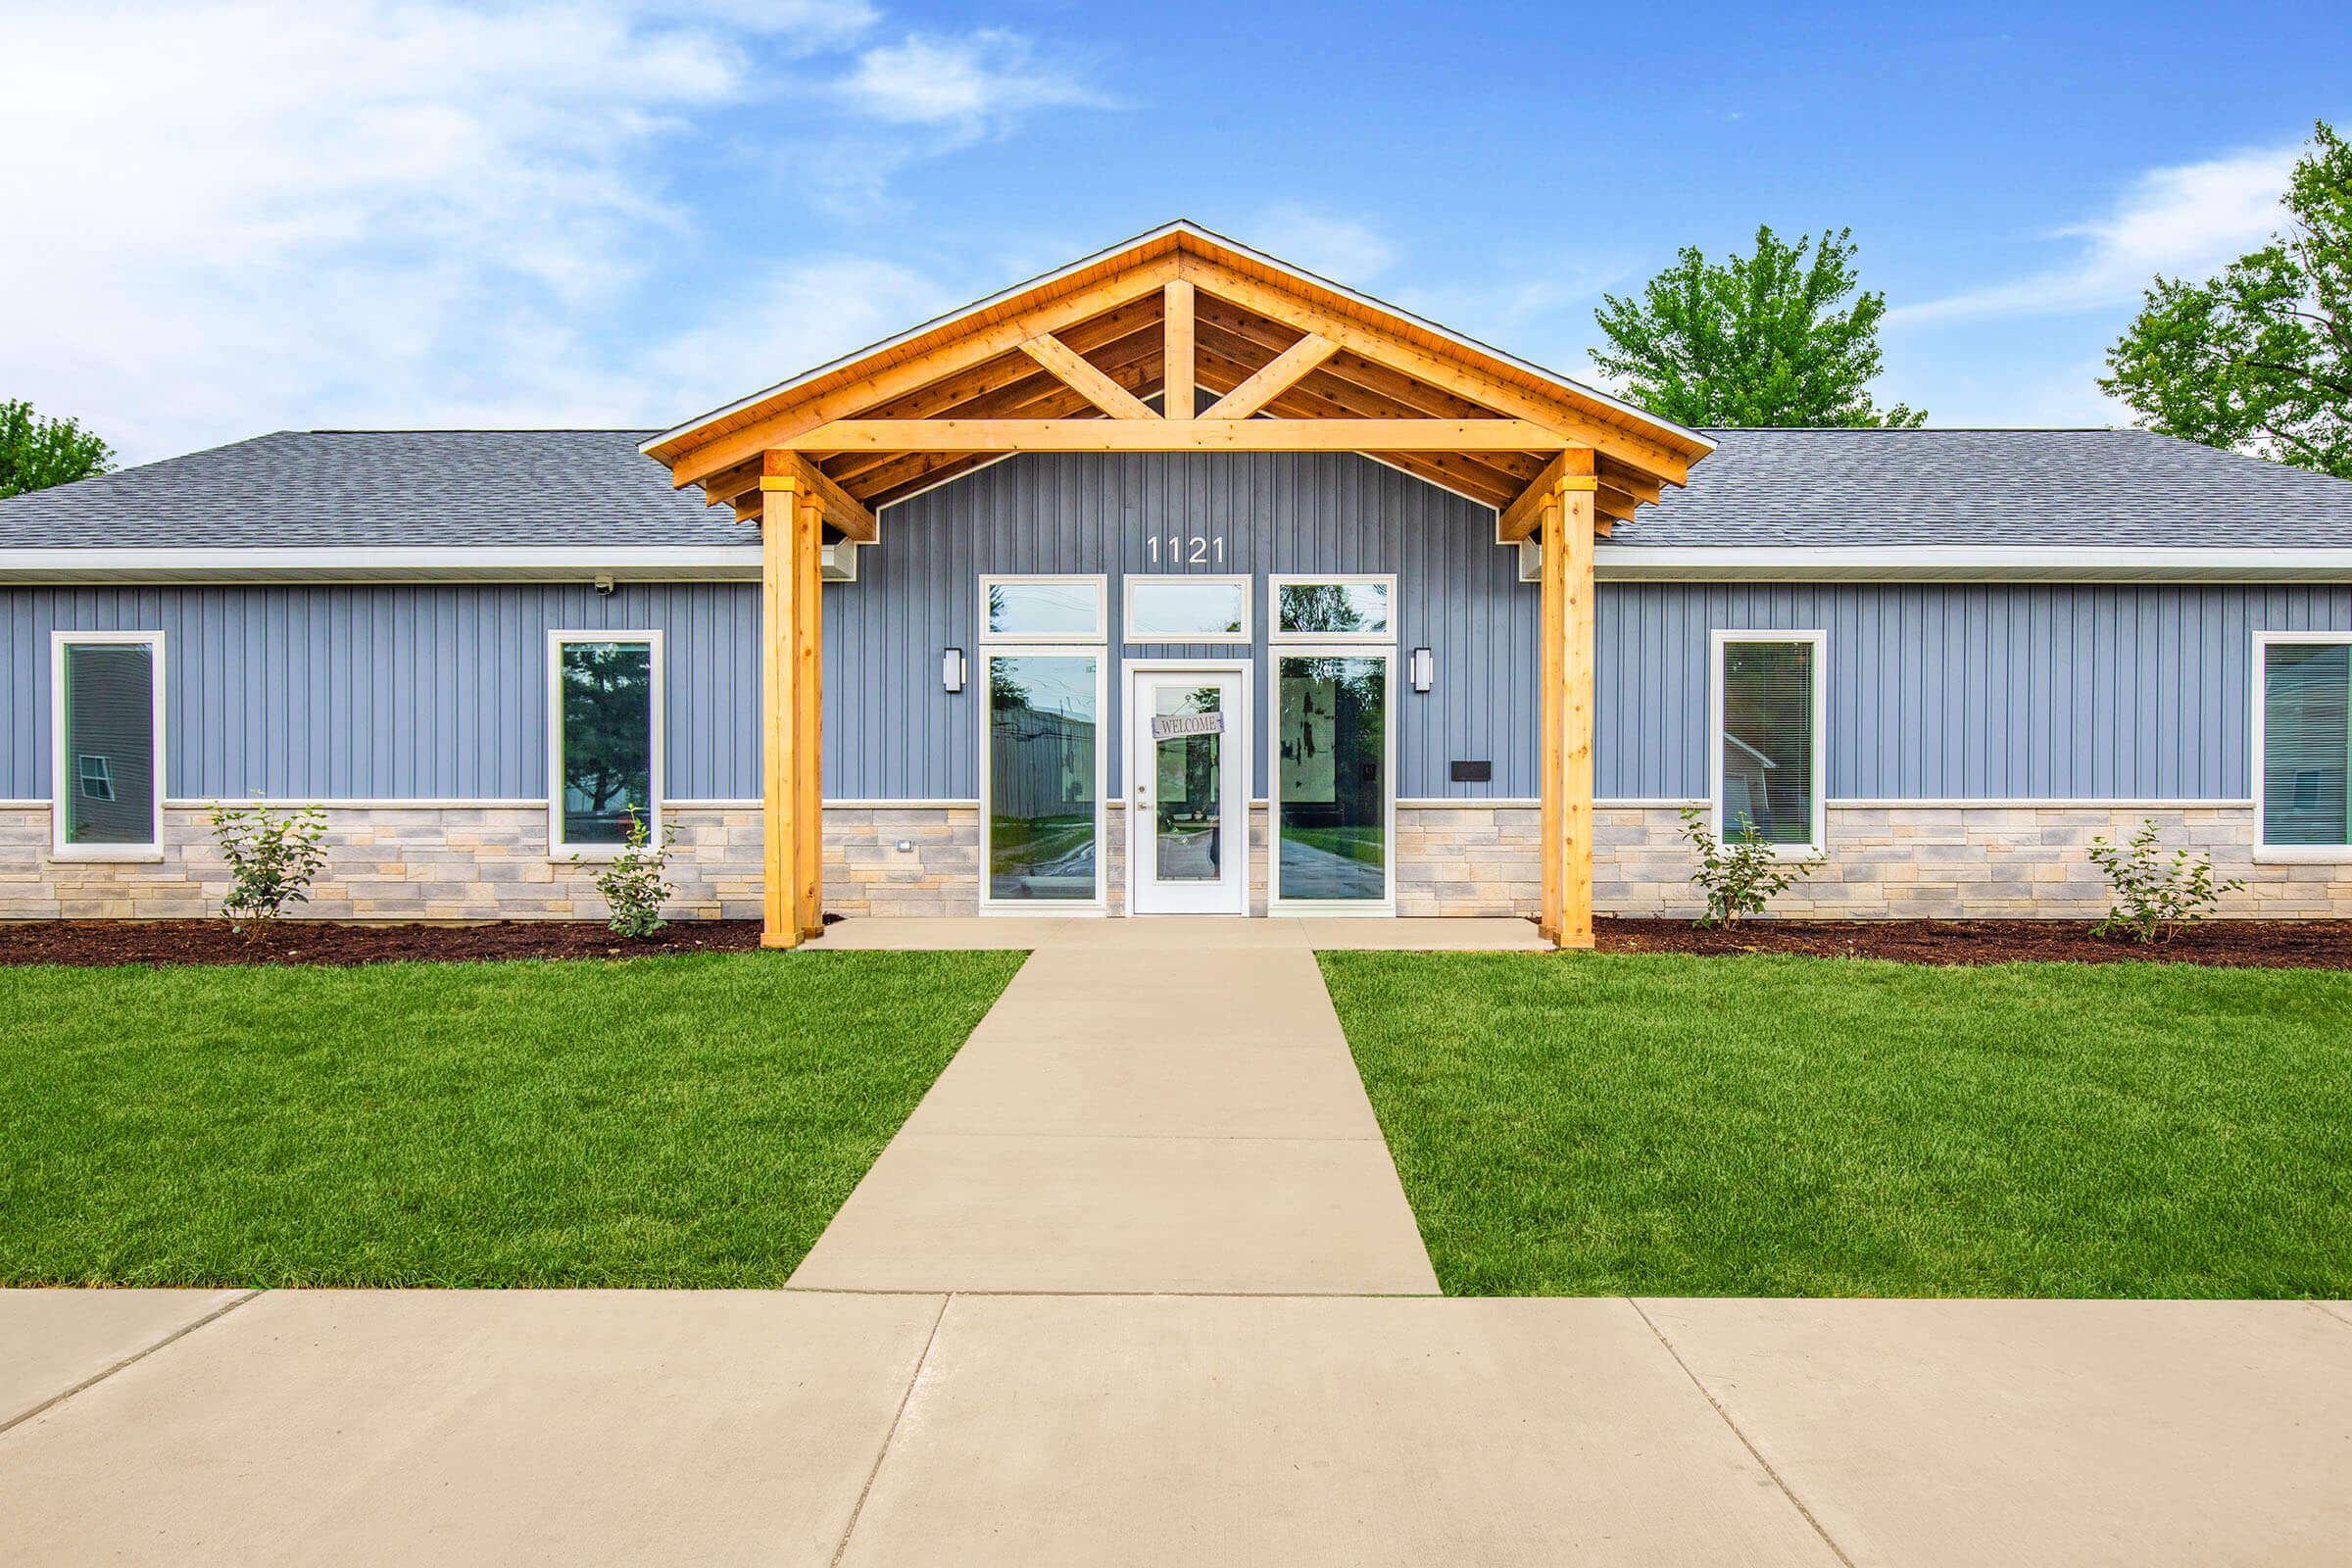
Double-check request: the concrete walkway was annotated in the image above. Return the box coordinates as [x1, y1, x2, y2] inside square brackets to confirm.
[789, 916, 1536, 1293]
[6, 1288, 2349, 1565]
[10, 918, 2350, 1560]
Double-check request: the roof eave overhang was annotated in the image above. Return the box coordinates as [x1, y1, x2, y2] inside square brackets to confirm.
[13, 543, 2352, 586]
[1589, 545, 2352, 582]
[0, 546, 765, 584]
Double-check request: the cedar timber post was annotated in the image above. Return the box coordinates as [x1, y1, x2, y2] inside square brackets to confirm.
[757, 468, 807, 949]
[794, 489, 824, 939]
[1538, 450, 1598, 949]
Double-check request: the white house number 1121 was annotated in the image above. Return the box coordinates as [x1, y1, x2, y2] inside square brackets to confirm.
[1146, 534, 1225, 565]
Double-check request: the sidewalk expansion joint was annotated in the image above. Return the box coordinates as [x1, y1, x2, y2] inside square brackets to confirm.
[827, 1292, 952, 1568]
[2310, 1300, 2352, 1333]
[0, 1289, 263, 1440]
[1628, 1298, 1859, 1568]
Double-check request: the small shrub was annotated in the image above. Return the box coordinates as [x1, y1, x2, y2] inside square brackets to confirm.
[1679, 805, 1811, 927]
[209, 798, 329, 941]
[2086, 818, 2244, 943]
[580, 809, 676, 939]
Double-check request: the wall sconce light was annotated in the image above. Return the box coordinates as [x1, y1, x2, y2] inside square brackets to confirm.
[1410, 646, 1434, 693]
[942, 647, 966, 694]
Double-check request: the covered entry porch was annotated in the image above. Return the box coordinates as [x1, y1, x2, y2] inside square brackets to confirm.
[641, 222, 1710, 949]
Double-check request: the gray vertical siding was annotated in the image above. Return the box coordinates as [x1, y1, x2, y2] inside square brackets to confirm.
[838, 451, 1532, 798]
[3, 583, 760, 800]
[1597, 582, 2352, 800]
[6, 455, 2347, 808]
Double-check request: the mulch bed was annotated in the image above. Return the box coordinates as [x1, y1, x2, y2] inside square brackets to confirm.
[0, 919, 773, 967]
[1592, 916, 2352, 969]
[2, 915, 2349, 969]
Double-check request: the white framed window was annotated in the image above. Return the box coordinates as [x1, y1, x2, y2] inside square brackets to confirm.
[2254, 630, 2352, 859]
[1268, 574, 1395, 644]
[50, 630, 166, 859]
[1123, 574, 1250, 644]
[548, 630, 663, 858]
[980, 648, 1108, 911]
[979, 575, 1108, 645]
[1708, 629, 1827, 858]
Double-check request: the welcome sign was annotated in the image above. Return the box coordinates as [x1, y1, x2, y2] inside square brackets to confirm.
[1152, 711, 1224, 741]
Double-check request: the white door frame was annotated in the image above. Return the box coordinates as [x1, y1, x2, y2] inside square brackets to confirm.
[1123, 658, 1251, 916]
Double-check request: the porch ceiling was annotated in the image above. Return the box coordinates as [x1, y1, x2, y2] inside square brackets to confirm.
[642, 222, 1712, 538]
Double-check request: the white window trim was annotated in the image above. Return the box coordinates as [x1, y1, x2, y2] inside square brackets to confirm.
[977, 573, 1108, 646]
[978, 646, 1109, 915]
[49, 629, 167, 861]
[1267, 644, 1397, 914]
[547, 629, 664, 861]
[1708, 628, 1829, 861]
[2251, 629, 2352, 862]
[1121, 573, 1251, 645]
[1267, 573, 1398, 645]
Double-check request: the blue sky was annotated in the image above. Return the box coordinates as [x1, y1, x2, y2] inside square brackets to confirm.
[5, 1, 2346, 462]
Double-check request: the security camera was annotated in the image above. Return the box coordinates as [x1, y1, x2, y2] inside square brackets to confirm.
[593, 574, 616, 597]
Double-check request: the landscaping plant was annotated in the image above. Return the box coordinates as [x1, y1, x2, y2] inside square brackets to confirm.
[1678, 804, 1810, 926]
[583, 809, 676, 938]
[208, 798, 329, 941]
[2087, 818, 2245, 943]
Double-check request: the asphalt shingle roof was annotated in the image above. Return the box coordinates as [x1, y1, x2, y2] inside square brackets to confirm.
[1619, 426, 2352, 548]
[0, 429, 733, 549]
[4, 425, 2350, 552]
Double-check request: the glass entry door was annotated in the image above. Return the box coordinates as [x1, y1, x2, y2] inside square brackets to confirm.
[1128, 666, 1249, 915]
[1272, 651, 1393, 908]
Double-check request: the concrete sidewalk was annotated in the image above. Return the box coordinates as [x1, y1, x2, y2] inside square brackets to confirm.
[789, 917, 1476, 1294]
[6, 1288, 2349, 1565]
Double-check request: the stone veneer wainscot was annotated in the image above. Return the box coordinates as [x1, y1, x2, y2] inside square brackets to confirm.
[4, 799, 2346, 922]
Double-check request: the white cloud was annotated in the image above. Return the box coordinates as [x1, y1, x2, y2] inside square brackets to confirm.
[835, 30, 1115, 130]
[638, 256, 960, 419]
[1244, 206, 1397, 284]
[1891, 139, 2298, 325]
[0, 1, 1110, 461]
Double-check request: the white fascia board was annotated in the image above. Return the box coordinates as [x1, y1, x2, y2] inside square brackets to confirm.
[1589, 546, 2352, 582]
[0, 546, 762, 584]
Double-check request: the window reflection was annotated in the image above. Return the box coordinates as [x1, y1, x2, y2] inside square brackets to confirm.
[988, 654, 1100, 899]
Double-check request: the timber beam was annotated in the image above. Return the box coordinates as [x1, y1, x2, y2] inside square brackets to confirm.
[1499, 449, 1598, 541]
[1018, 333, 1158, 420]
[1200, 332, 1339, 421]
[1163, 279, 1196, 419]
[759, 451, 877, 542]
[782, 417, 1570, 455]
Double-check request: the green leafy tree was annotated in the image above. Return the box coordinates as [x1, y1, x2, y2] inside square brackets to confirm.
[0, 400, 114, 498]
[1592, 225, 1925, 428]
[2101, 121, 2352, 478]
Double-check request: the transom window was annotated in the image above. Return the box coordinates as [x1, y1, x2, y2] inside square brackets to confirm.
[50, 631, 165, 858]
[548, 630, 662, 857]
[2256, 632, 2352, 856]
[1124, 575, 1249, 644]
[980, 576, 1107, 644]
[1269, 574, 1394, 643]
[1709, 630, 1826, 858]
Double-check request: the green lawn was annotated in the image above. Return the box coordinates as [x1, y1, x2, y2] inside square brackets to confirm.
[1319, 951, 2352, 1298]
[1, 952, 1023, 1288]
